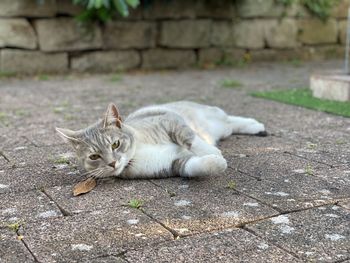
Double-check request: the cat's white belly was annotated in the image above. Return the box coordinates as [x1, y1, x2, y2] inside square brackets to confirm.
[129, 143, 185, 176]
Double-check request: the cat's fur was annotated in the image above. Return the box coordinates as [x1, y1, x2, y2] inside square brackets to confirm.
[56, 101, 266, 179]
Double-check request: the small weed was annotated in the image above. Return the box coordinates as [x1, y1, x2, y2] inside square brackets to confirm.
[7, 221, 22, 232]
[38, 74, 49, 81]
[220, 79, 243, 89]
[165, 189, 176, 197]
[64, 114, 74, 121]
[109, 74, 123, 82]
[14, 110, 29, 117]
[227, 180, 236, 189]
[307, 142, 317, 150]
[0, 71, 16, 79]
[335, 139, 346, 145]
[128, 199, 143, 209]
[285, 59, 303, 67]
[305, 164, 314, 175]
[0, 112, 7, 122]
[54, 156, 70, 165]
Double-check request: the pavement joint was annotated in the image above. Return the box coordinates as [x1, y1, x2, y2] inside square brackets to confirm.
[242, 226, 302, 261]
[41, 189, 72, 216]
[139, 208, 181, 239]
[285, 151, 335, 168]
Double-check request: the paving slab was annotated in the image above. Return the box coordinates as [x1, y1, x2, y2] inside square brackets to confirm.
[247, 205, 350, 262]
[44, 179, 169, 215]
[225, 151, 330, 181]
[20, 208, 173, 263]
[0, 190, 62, 227]
[0, 229, 35, 263]
[125, 228, 299, 263]
[145, 176, 279, 235]
[233, 171, 349, 212]
[0, 165, 84, 194]
[0, 145, 76, 170]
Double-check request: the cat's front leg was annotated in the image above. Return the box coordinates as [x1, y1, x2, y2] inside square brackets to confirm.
[173, 154, 227, 177]
[190, 136, 223, 157]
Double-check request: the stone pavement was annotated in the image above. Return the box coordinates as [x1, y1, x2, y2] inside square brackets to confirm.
[0, 60, 349, 263]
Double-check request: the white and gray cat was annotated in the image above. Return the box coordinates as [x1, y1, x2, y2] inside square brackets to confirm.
[56, 101, 266, 179]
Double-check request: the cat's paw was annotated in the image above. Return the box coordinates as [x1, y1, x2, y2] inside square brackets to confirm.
[240, 119, 266, 135]
[185, 154, 227, 177]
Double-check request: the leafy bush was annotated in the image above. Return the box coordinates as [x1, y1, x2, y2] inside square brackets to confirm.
[73, 0, 140, 22]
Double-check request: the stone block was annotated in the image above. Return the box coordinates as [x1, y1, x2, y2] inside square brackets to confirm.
[236, 0, 285, 17]
[0, 0, 56, 17]
[285, 0, 311, 17]
[310, 71, 350, 102]
[126, 229, 297, 262]
[264, 18, 299, 48]
[142, 49, 196, 69]
[198, 48, 224, 65]
[34, 18, 102, 52]
[233, 20, 265, 49]
[160, 20, 211, 48]
[0, 19, 37, 49]
[331, 0, 350, 18]
[211, 21, 235, 47]
[195, 0, 236, 18]
[248, 206, 350, 262]
[298, 18, 338, 44]
[142, 0, 196, 19]
[57, 0, 83, 15]
[0, 49, 68, 74]
[71, 51, 140, 72]
[103, 21, 156, 49]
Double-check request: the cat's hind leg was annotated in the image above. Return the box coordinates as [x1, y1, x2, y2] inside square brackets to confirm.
[227, 116, 267, 136]
[173, 154, 227, 177]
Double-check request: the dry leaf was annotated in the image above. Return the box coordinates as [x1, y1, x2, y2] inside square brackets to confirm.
[73, 177, 97, 196]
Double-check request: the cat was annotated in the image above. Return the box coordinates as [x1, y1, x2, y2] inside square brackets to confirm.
[56, 101, 266, 179]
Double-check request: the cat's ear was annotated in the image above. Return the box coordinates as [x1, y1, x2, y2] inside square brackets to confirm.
[103, 103, 122, 128]
[55, 127, 81, 148]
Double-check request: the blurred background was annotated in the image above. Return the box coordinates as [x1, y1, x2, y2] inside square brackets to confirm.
[0, 0, 346, 74]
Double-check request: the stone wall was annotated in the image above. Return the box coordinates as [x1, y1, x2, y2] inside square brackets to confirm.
[0, 0, 349, 74]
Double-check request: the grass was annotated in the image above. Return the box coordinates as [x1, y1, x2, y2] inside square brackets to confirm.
[53, 156, 70, 165]
[0, 71, 16, 79]
[38, 74, 49, 81]
[220, 79, 243, 89]
[251, 88, 350, 118]
[128, 199, 143, 209]
[226, 180, 236, 189]
[7, 221, 21, 232]
[305, 164, 314, 175]
[109, 73, 123, 82]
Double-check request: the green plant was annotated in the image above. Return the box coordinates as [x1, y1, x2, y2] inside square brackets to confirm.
[7, 221, 22, 232]
[302, 0, 339, 21]
[276, 0, 339, 20]
[53, 156, 70, 165]
[305, 164, 314, 175]
[220, 79, 243, 89]
[251, 88, 350, 118]
[73, 0, 140, 22]
[128, 199, 143, 209]
[227, 180, 236, 189]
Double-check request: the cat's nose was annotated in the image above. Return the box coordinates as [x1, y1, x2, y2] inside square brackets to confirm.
[108, 161, 116, 168]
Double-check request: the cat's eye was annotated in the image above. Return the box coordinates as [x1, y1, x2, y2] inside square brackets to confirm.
[112, 140, 120, 150]
[89, 154, 101, 160]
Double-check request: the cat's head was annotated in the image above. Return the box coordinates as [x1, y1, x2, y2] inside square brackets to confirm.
[56, 103, 135, 177]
